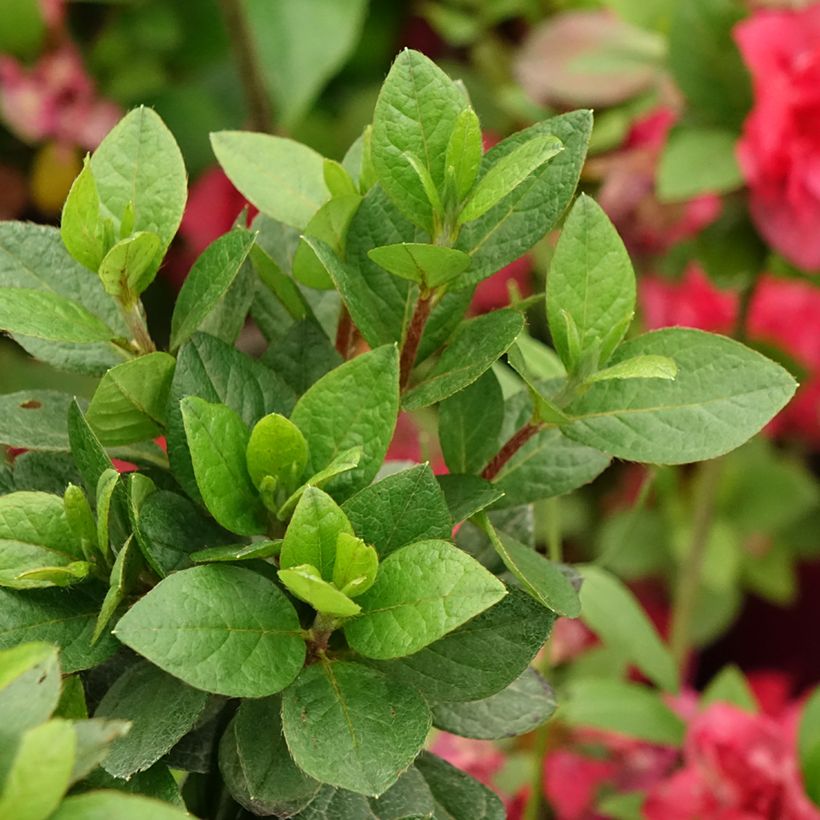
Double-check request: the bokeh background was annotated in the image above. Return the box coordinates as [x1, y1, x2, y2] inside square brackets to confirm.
[2, 1, 820, 817]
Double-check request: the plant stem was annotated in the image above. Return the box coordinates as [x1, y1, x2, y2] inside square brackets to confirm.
[218, 0, 274, 132]
[482, 421, 542, 480]
[668, 458, 724, 671]
[121, 300, 155, 354]
[546, 496, 562, 564]
[399, 291, 433, 390]
[335, 304, 354, 359]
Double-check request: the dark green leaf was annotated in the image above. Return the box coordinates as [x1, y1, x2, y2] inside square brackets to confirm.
[51, 792, 190, 820]
[437, 475, 505, 523]
[799, 686, 820, 807]
[0, 391, 75, 450]
[0, 642, 61, 742]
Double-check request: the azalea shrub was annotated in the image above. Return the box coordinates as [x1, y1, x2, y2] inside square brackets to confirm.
[2, 2, 820, 820]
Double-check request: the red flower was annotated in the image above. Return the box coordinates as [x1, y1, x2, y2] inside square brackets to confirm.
[735, 6, 820, 272]
[645, 704, 820, 820]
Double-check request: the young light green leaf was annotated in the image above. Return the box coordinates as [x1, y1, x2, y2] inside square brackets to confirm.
[432, 668, 556, 739]
[293, 195, 362, 289]
[333, 533, 378, 597]
[97, 232, 162, 303]
[281, 660, 431, 796]
[403, 309, 524, 410]
[246, 413, 309, 493]
[0, 719, 75, 820]
[280, 486, 352, 579]
[563, 328, 797, 464]
[403, 152, 444, 215]
[415, 752, 506, 820]
[546, 195, 635, 371]
[799, 686, 820, 807]
[252, 243, 310, 322]
[459, 135, 563, 224]
[345, 539, 506, 659]
[211, 132, 329, 229]
[91, 106, 187, 251]
[478, 515, 580, 617]
[701, 665, 757, 712]
[506, 343, 568, 424]
[439, 369, 504, 473]
[324, 159, 358, 197]
[586, 354, 677, 384]
[92, 535, 142, 643]
[63, 484, 97, 561]
[51, 792, 190, 820]
[0, 642, 61, 741]
[278, 446, 362, 518]
[96, 661, 209, 779]
[278, 564, 361, 617]
[0, 288, 116, 343]
[341, 464, 452, 557]
[170, 228, 256, 350]
[579, 565, 678, 692]
[372, 49, 468, 230]
[180, 397, 267, 536]
[291, 344, 399, 499]
[191, 539, 281, 564]
[376, 588, 553, 704]
[445, 107, 483, 201]
[94, 469, 118, 563]
[61, 155, 105, 272]
[14, 561, 92, 588]
[562, 679, 685, 746]
[114, 565, 305, 697]
[456, 110, 592, 286]
[86, 352, 175, 445]
[367, 243, 471, 289]
[219, 696, 320, 817]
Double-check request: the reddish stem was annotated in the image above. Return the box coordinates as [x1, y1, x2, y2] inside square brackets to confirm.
[482, 422, 542, 480]
[335, 304, 354, 359]
[400, 293, 433, 390]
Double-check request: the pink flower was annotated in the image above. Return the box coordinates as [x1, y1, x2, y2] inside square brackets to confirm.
[735, 6, 820, 272]
[471, 255, 532, 314]
[428, 733, 505, 788]
[645, 704, 820, 819]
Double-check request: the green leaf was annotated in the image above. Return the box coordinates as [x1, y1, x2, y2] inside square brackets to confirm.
[95, 661, 209, 779]
[68, 401, 115, 499]
[506, 343, 568, 424]
[292, 786, 376, 819]
[586, 354, 677, 384]
[445, 107, 483, 201]
[367, 243, 471, 289]
[324, 159, 358, 197]
[0, 288, 115, 343]
[372, 49, 468, 230]
[0, 719, 75, 820]
[198, 256, 257, 347]
[94, 469, 119, 562]
[0, 391, 75, 450]
[80, 764, 183, 805]
[13, 561, 92, 589]
[459, 135, 563, 224]
[439, 369, 504, 474]
[799, 686, 820, 807]
[61, 156, 105, 272]
[246, 0, 367, 128]
[278, 564, 361, 617]
[97, 232, 163, 301]
[546, 195, 635, 371]
[456, 110, 592, 287]
[0, 643, 61, 742]
[91, 106, 187, 252]
[291, 345, 399, 499]
[479, 516, 580, 617]
[191, 540, 281, 564]
[562, 679, 685, 746]
[432, 668, 556, 739]
[403, 309, 524, 410]
[50, 792, 190, 820]
[377, 588, 553, 703]
[0, 222, 128, 375]
[167, 332, 295, 502]
[180, 397, 267, 536]
[0, 0, 44, 61]
[278, 447, 362, 518]
[0, 586, 117, 673]
[657, 127, 743, 201]
[345, 539, 506, 659]
[211, 132, 329, 229]
[93, 535, 142, 643]
[369, 768, 435, 819]
[69, 718, 131, 785]
[246, 413, 309, 493]
[170, 228, 256, 350]
[342, 464, 452, 558]
[492, 427, 610, 508]
[333, 533, 378, 597]
[64, 484, 97, 562]
[579, 565, 678, 691]
[86, 353, 175, 445]
[0, 491, 77, 555]
[280, 486, 352, 579]
[114, 565, 305, 697]
[563, 328, 797, 464]
[219, 696, 320, 817]
[282, 660, 431, 796]
[293, 195, 362, 289]
[701, 665, 757, 712]
[415, 752, 505, 820]
[437, 474, 506, 523]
